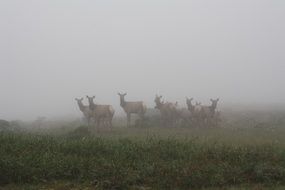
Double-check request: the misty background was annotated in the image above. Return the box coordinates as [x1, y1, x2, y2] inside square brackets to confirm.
[0, 0, 284, 120]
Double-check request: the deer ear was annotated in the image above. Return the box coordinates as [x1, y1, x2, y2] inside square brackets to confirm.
[86, 95, 89, 98]
[124, 93, 127, 96]
[160, 96, 162, 98]
[93, 96, 95, 99]
[217, 98, 220, 101]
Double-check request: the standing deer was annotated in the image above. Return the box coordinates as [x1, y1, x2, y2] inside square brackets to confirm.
[200, 98, 220, 126]
[118, 93, 147, 127]
[75, 98, 93, 126]
[201, 98, 219, 118]
[186, 97, 194, 113]
[154, 95, 178, 127]
[186, 98, 204, 126]
[86, 95, 115, 130]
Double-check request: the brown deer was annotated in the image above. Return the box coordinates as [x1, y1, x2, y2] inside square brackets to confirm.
[86, 95, 115, 130]
[199, 98, 220, 126]
[154, 95, 178, 127]
[118, 93, 147, 127]
[201, 98, 219, 118]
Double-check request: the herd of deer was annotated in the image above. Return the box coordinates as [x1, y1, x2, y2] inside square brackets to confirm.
[75, 93, 220, 130]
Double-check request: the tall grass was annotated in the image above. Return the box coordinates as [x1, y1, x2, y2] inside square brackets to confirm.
[1, 129, 285, 189]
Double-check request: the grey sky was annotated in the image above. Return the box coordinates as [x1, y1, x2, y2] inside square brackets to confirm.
[0, 0, 285, 120]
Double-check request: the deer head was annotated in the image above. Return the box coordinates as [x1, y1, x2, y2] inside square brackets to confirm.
[210, 98, 219, 110]
[86, 95, 96, 110]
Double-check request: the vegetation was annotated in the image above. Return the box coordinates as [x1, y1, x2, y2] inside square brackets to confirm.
[1, 109, 285, 189]
[1, 123, 285, 189]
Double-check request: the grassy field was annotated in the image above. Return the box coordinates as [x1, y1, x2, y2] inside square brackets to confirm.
[1, 110, 285, 189]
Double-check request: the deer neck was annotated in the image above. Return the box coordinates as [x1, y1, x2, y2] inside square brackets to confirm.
[155, 101, 163, 109]
[120, 101, 126, 107]
[77, 102, 86, 112]
[209, 104, 216, 112]
[89, 101, 97, 110]
[120, 98, 126, 107]
[189, 105, 195, 112]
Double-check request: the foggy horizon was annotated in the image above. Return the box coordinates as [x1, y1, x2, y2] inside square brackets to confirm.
[1, 0, 285, 120]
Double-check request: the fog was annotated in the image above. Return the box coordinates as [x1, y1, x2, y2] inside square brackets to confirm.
[0, 0, 285, 120]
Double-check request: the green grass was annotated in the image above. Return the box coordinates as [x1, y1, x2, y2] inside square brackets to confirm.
[2, 183, 285, 190]
[1, 126, 285, 189]
[1, 183, 285, 190]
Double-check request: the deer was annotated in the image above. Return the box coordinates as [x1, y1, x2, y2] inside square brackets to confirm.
[186, 97, 194, 113]
[75, 98, 93, 126]
[154, 95, 178, 127]
[186, 97, 205, 126]
[118, 93, 147, 127]
[86, 95, 115, 130]
[201, 98, 219, 118]
[200, 98, 220, 126]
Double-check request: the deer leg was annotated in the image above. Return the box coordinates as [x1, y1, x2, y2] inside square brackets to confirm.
[127, 113, 131, 127]
[137, 113, 141, 125]
[163, 114, 168, 127]
[162, 113, 166, 127]
[159, 115, 163, 127]
[101, 117, 106, 129]
[108, 118, 112, 130]
[109, 114, 113, 130]
[89, 118, 94, 133]
[89, 117, 94, 132]
[102, 118, 105, 128]
[103, 118, 107, 129]
[104, 118, 107, 128]
[101, 118, 104, 129]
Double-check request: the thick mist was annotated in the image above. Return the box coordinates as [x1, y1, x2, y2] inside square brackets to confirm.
[0, 0, 285, 120]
